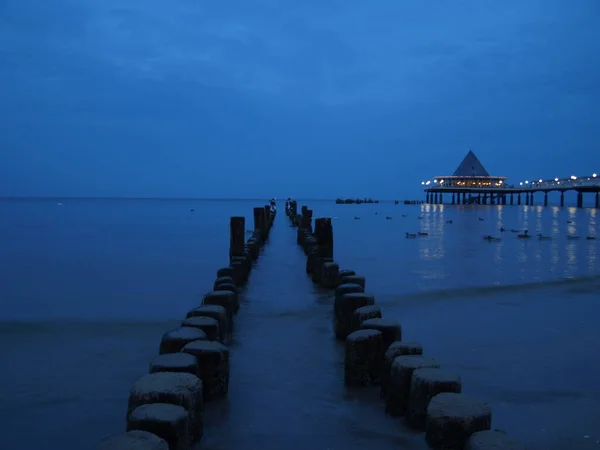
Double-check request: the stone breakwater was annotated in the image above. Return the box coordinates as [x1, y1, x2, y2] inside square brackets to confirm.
[98, 205, 276, 450]
[285, 200, 525, 450]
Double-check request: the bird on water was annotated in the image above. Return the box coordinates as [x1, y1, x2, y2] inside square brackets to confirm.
[483, 235, 501, 242]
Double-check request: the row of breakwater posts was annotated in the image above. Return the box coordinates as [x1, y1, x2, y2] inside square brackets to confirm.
[99, 205, 276, 450]
[285, 200, 525, 450]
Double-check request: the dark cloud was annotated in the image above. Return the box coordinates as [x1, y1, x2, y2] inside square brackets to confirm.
[1, 0, 599, 197]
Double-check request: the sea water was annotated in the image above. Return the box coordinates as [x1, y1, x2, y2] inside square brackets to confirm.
[1, 198, 599, 449]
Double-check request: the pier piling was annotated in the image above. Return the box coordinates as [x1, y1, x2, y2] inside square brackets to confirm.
[126, 372, 204, 444]
[229, 217, 245, 262]
[380, 341, 423, 398]
[99, 430, 169, 450]
[149, 353, 200, 378]
[386, 356, 440, 417]
[333, 290, 371, 339]
[181, 340, 230, 401]
[426, 393, 492, 450]
[345, 329, 384, 386]
[465, 430, 527, 450]
[126, 404, 188, 450]
[159, 327, 207, 355]
[406, 368, 462, 430]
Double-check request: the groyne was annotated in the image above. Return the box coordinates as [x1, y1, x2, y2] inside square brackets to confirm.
[285, 200, 524, 450]
[99, 204, 276, 449]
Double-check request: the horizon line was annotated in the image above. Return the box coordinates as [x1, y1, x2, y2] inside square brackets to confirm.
[0, 195, 396, 202]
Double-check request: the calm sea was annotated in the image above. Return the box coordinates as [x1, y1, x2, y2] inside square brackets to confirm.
[1, 198, 599, 450]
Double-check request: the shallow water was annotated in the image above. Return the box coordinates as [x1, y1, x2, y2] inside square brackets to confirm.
[1, 198, 599, 449]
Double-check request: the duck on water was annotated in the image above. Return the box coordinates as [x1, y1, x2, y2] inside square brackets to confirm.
[483, 235, 501, 242]
[500, 227, 522, 233]
[406, 232, 428, 238]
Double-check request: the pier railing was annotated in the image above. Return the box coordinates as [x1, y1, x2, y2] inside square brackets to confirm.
[424, 175, 600, 192]
[516, 176, 600, 190]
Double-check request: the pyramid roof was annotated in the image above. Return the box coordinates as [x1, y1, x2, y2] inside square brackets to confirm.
[452, 150, 490, 177]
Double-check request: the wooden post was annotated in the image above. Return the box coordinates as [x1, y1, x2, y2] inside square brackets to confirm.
[290, 201, 298, 226]
[303, 209, 313, 233]
[297, 207, 313, 245]
[314, 218, 334, 258]
[253, 207, 264, 233]
[229, 217, 245, 261]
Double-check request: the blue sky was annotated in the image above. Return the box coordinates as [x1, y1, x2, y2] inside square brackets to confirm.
[1, 0, 599, 199]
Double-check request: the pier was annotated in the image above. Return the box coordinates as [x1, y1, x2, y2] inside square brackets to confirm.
[423, 150, 600, 208]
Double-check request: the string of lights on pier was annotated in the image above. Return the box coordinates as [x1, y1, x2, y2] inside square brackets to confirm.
[421, 173, 598, 189]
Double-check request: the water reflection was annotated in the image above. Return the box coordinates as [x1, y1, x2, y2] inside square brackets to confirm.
[566, 207, 577, 236]
[550, 207, 560, 236]
[418, 205, 445, 262]
[309, 200, 600, 295]
[565, 242, 578, 277]
[519, 205, 530, 232]
[550, 242, 560, 274]
[588, 239, 597, 270]
[534, 206, 544, 235]
[515, 240, 529, 265]
[433, 204, 444, 233]
[589, 208, 597, 235]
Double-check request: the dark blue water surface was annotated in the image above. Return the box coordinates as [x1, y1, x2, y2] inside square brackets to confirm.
[1, 198, 599, 449]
